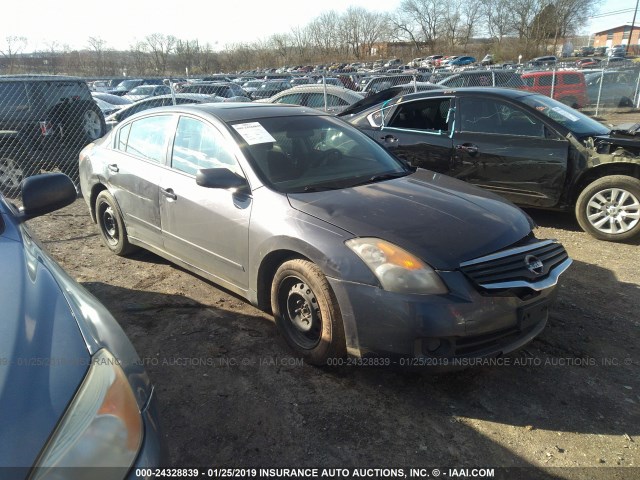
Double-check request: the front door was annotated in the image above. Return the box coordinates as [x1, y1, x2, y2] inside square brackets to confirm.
[159, 115, 252, 290]
[453, 96, 569, 208]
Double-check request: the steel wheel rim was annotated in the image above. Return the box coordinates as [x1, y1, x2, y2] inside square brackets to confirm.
[586, 187, 640, 235]
[83, 110, 102, 139]
[99, 203, 119, 245]
[279, 276, 322, 349]
[0, 158, 23, 188]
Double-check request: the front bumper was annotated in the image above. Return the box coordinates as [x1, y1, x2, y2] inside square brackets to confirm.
[328, 269, 562, 362]
[126, 387, 167, 479]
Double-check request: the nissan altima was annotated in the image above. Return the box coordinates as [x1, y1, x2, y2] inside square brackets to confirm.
[1, 173, 164, 478]
[79, 103, 571, 366]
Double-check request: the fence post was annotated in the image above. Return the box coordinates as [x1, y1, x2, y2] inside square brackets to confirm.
[550, 66, 556, 100]
[413, 74, 417, 93]
[322, 75, 328, 112]
[634, 69, 640, 109]
[595, 68, 605, 117]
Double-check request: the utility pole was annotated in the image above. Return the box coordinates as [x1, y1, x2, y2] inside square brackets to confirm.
[628, 0, 639, 56]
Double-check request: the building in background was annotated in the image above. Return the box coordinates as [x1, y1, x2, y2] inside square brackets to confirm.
[592, 23, 640, 54]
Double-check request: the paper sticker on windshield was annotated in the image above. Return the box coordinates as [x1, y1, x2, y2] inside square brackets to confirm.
[232, 122, 276, 145]
[551, 107, 579, 122]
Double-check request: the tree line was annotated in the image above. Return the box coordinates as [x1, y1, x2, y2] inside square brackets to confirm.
[1, 0, 597, 76]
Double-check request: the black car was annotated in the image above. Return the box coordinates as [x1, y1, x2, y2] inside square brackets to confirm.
[179, 82, 250, 101]
[0, 75, 106, 195]
[341, 87, 640, 242]
[250, 80, 292, 100]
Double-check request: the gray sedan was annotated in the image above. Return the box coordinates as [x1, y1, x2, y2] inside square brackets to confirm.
[79, 103, 571, 366]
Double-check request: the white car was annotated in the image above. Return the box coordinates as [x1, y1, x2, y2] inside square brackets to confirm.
[255, 84, 364, 114]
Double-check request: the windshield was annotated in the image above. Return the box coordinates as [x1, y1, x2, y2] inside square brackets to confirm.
[231, 115, 410, 193]
[519, 94, 609, 136]
[117, 80, 142, 90]
[128, 86, 155, 95]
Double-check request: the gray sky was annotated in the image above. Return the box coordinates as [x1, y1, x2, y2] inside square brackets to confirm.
[2, 0, 636, 52]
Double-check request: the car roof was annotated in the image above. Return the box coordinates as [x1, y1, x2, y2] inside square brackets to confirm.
[145, 102, 326, 123]
[0, 74, 84, 82]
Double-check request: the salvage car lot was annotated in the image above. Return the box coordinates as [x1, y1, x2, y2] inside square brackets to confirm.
[27, 196, 639, 478]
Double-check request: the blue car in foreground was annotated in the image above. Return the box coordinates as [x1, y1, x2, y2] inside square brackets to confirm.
[0, 173, 164, 479]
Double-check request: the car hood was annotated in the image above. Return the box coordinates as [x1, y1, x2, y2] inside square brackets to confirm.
[287, 169, 534, 269]
[0, 232, 89, 470]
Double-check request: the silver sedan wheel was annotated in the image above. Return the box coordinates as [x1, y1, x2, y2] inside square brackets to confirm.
[585, 187, 640, 235]
[0, 157, 24, 189]
[83, 110, 103, 140]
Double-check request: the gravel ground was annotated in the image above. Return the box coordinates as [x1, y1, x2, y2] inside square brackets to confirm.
[23, 110, 640, 480]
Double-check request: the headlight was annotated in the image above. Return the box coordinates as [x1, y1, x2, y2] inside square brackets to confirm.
[346, 238, 448, 295]
[32, 349, 142, 479]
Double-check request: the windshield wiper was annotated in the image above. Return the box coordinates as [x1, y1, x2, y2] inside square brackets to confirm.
[349, 171, 411, 188]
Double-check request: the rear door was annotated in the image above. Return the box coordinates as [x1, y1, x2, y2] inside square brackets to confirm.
[452, 95, 569, 208]
[106, 114, 175, 247]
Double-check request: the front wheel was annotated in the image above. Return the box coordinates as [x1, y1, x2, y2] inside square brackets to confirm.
[82, 106, 106, 142]
[95, 190, 137, 255]
[271, 259, 346, 365]
[575, 175, 640, 242]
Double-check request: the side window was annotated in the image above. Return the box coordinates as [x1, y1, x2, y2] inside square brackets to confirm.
[564, 74, 581, 85]
[522, 77, 534, 87]
[538, 75, 559, 86]
[459, 97, 544, 137]
[388, 98, 451, 132]
[171, 116, 240, 176]
[125, 115, 174, 163]
[117, 122, 132, 151]
[0, 83, 29, 113]
[276, 93, 303, 105]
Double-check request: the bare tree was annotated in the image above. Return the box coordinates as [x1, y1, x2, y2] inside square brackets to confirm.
[391, 0, 440, 53]
[145, 33, 177, 75]
[87, 36, 108, 75]
[1, 36, 27, 73]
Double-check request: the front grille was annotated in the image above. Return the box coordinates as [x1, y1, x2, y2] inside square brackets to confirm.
[459, 240, 570, 289]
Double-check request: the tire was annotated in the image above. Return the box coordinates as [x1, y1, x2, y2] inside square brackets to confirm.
[95, 190, 136, 255]
[82, 105, 106, 142]
[575, 175, 640, 242]
[0, 154, 25, 198]
[271, 259, 346, 365]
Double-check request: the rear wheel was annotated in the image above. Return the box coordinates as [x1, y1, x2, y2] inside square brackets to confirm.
[575, 175, 640, 242]
[95, 190, 136, 255]
[83, 106, 106, 141]
[271, 259, 346, 365]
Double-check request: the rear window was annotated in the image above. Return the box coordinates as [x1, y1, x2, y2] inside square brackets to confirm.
[0, 82, 30, 111]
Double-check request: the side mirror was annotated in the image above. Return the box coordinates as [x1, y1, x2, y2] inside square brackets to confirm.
[19, 173, 77, 221]
[196, 168, 249, 191]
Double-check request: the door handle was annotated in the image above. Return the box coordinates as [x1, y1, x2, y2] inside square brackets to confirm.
[380, 134, 398, 144]
[108, 163, 119, 173]
[455, 143, 479, 155]
[161, 187, 177, 200]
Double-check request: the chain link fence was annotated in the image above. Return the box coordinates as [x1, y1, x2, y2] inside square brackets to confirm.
[2, 66, 639, 202]
[0, 76, 106, 200]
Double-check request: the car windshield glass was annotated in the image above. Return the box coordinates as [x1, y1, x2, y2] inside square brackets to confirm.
[519, 94, 609, 136]
[129, 86, 155, 95]
[231, 115, 409, 193]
